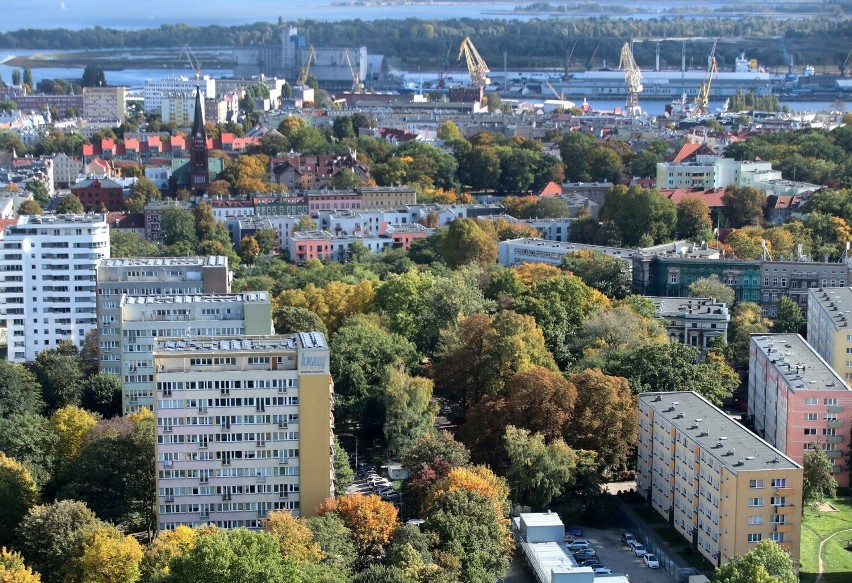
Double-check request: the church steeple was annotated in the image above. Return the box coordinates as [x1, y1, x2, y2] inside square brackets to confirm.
[189, 86, 209, 194]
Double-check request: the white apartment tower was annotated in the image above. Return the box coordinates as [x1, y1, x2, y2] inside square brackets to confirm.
[154, 334, 333, 530]
[0, 214, 109, 362]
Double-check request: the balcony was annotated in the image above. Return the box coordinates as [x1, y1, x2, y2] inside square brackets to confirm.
[775, 523, 794, 533]
[826, 451, 843, 459]
[827, 436, 844, 444]
[827, 406, 845, 414]
[827, 420, 844, 429]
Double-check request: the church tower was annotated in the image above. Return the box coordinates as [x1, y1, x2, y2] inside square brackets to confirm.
[189, 86, 209, 194]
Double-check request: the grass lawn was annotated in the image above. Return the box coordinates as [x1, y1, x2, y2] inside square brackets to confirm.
[800, 496, 852, 583]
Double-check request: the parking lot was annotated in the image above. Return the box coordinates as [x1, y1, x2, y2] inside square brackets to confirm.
[573, 527, 674, 583]
[344, 455, 402, 506]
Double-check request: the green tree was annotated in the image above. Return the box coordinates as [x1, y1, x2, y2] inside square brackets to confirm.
[298, 215, 317, 231]
[559, 250, 631, 299]
[574, 305, 665, 358]
[0, 413, 56, 486]
[254, 229, 277, 255]
[0, 361, 43, 418]
[80, 373, 123, 418]
[81, 66, 106, 88]
[372, 269, 435, 341]
[383, 368, 438, 457]
[330, 315, 419, 431]
[110, 231, 159, 258]
[712, 540, 796, 583]
[273, 306, 328, 337]
[438, 120, 463, 142]
[351, 565, 411, 583]
[29, 348, 84, 411]
[0, 453, 38, 548]
[676, 196, 713, 240]
[689, 274, 736, 307]
[26, 179, 49, 208]
[440, 218, 497, 268]
[629, 149, 661, 178]
[772, 296, 804, 334]
[722, 185, 766, 228]
[422, 488, 508, 583]
[504, 426, 575, 509]
[802, 448, 838, 507]
[729, 302, 772, 368]
[399, 431, 471, 475]
[18, 199, 43, 215]
[16, 500, 102, 583]
[159, 206, 197, 249]
[239, 236, 261, 265]
[304, 514, 357, 574]
[599, 185, 677, 246]
[332, 434, 354, 497]
[125, 177, 161, 213]
[56, 194, 84, 214]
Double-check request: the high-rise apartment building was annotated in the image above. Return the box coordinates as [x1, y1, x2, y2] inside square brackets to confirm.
[806, 286, 852, 380]
[1, 214, 109, 362]
[114, 292, 273, 414]
[749, 333, 851, 487]
[82, 86, 127, 122]
[637, 391, 802, 568]
[97, 256, 231, 371]
[154, 334, 333, 530]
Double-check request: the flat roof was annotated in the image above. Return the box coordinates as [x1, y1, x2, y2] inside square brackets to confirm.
[809, 287, 852, 330]
[652, 297, 730, 319]
[154, 333, 326, 354]
[16, 213, 107, 225]
[501, 238, 636, 257]
[520, 512, 564, 528]
[639, 391, 801, 474]
[100, 256, 226, 267]
[751, 334, 848, 392]
[121, 292, 269, 305]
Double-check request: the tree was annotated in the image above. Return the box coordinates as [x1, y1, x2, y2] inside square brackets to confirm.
[332, 435, 354, 497]
[0, 361, 43, 418]
[304, 514, 357, 574]
[504, 426, 576, 509]
[0, 414, 56, 486]
[207, 180, 231, 198]
[80, 373, 123, 418]
[566, 370, 637, 469]
[399, 431, 470, 475]
[78, 329, 100, 378]
[382, 367, 438, 456]
[421, 488, 509, 583]
[17, 200, 43, 215]
[560, 250, 632, 299]
[254, 229, 277, 255]
[318, 494, 399, 562]
[438, 120, 463, 142]
[0, 548, 41, 583]
[689, 274, 736, 307]
[802, 448, 837, 507]
[17, 501, 101, 583]
[239, 236, 260, 265]
[0, 453, 38, 547]
[56, 194, 84, 214]
[712, 540, 796, 583]
[141, 526, 202, 583]
[372, 269, 435, 341]
[439, 218, 497, 268]
[110, 231, 159, 258]
[676, 196, 713, 240]
[81, 66, 105, 88]
[29, 348, 84, 412]
[262, 511, 323, 563]
[529, 197, 570, 218]
[276, 281, 375, 336]
[726, 226, 765, 259]
[729, 302, 772, 368]
[298, 215, 317, 231]
[164, 528, 287, 583]
[49, 405, 98, 461]
[722, 185, 766, 228]
[160, 206, 197, 249]
[351, 565, 411, 583]
[273, 306, 328, 337]
[574, 305, 665, 358]
[599, 185, 677, 246]
[26, 180, 49, 208]
[772, 296, 804, 334]
[125, 177, 161, 213]
[330, 315, 419, 430]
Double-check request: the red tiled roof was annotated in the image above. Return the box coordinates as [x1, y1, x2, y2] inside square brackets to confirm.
[537, 181, 563, 197]
[672, 143, 702, 163]
[660, 188, 726, 208]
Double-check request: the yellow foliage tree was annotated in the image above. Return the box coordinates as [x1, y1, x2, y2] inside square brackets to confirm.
[511, 263, 563, 287]
[0, 454, 38, 547]
[317, 493, 399, 560]
[141, 526, 199, 582]
[0, 547, 41, 583]
[261, 511, 323, 563]
[275, 280, 374, 335]
[426, 466, 510, 520]
[68, 525, 142, 583]
[49, 406, 98, 460]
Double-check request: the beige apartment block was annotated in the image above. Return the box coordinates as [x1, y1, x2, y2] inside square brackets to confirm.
[154, 334, 333, 531]
[82, 86, 127, 122]
[637, 392, 803, 568]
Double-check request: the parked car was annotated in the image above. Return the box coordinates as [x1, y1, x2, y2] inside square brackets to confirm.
[621, 532, 636, 545]
[578, 559, 600, 567]
[643, 554, 660, 568]
[593, 567, 612, 575]
[572, 549, 596, 557]
[565, 528, 583, 538]
[566, 540, 590, 550]
[632, 543, 647, 557]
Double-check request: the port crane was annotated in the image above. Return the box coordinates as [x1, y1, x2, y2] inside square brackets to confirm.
[694, 40, 718, 114]
[618, 42, 643, 116]
[342, 49, 364, 93]
[296, 45, 317, 86]
[458, 36, 490, 88]
[842, 49, 852, 77]
[544, 79, 565, 101]
[179, 44, 202, 80]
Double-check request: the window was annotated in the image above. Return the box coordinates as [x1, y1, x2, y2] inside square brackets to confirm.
[748, 515, 764, 525]
[771, 478, 787, 488]
[771, 496, 787, 507]
[749, 498, 764, 507]
[825, 414, 838, 422]
[670, 273, 678, 284]
[804, 428, 817, 436]
[747, 533, 763, 543]
[805, 398, 818, 405]
[770, 532, 785, 543]
[806, 413, 818, 421]
[769, 514, 786, 524]
[749, 480, 765, 489]
[824, 398, 838, 406]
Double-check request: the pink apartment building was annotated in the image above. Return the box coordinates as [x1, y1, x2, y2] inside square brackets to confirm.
[749, 333, 851, 487]
[287, 231, 333, 264]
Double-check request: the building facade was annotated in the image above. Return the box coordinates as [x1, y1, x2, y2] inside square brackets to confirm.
[637, 391, 803, 568]
[1, 214, 109, 362]
[143, 76, 216, 113]
[70, 178, 125, 212]
[651, 297, 729, 350]
[806, 287, 852, 380]
[82, 86, 127, 122]
[154, 334, 333, 530]
[748, 334, 851, 487]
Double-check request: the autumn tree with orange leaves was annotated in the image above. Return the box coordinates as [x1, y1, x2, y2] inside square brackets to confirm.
[317, 494, 399, 563]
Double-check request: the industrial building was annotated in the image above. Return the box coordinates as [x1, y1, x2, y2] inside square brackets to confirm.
[154, 334, 334, 529]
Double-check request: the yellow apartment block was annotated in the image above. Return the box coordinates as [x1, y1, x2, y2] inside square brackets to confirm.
[637, 392, 803, 568]
[153, 334, 333, 531]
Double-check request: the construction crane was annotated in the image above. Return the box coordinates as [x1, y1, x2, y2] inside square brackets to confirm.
[585, 42, 600, 70]
[618, 42, 643, 116]
[179, 44, 202, 80]
[341, 49, 364, 93]
[296, 45, 317, 86]
[841, 49, 852, 77]
[544, 80, 565, 101]
[694, 40, 718, 114]
[458, 36, 490, 88]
